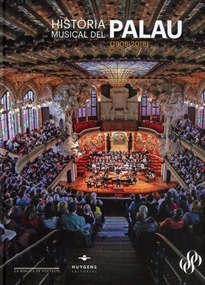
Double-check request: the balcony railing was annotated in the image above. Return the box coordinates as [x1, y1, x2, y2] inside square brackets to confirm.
[15, 133, 68, 171]
[172, 132, 205, 162]
[164, 156, 188, 189]
[0, 230, 62, 285]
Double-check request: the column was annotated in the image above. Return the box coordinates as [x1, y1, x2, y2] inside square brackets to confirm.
[164, 104, 174, 153]
[20, 108, 24, 133]
[165, 115, 171, 152]
[38, 107, 42, 127]
[96, 84, 101, 121]
[85, 105, 88, 122]
[150, 100, 153, 121]
[76, 107, 79, 124]
[159, 105, 163, 122]
[98, 100, 101, 121]
[138, 100, 141, 121]
[0, 114, 2, 138]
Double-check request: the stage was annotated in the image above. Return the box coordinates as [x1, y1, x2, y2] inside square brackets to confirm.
[60, 171, 176, 197]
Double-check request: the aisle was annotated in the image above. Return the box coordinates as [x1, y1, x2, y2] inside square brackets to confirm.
[58, 217, 155, 285]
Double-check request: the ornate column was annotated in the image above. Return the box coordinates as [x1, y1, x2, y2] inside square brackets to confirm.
[159, 105, 163, 122]
[85, 105, 88, 122]
[0, 114, 2, 138]
[96, 84, 101, 121]
[19, 108, 24, 133]
[150, 100, 153, 121]
[76, 107, 79, 124]
[163, 104, 175, 153]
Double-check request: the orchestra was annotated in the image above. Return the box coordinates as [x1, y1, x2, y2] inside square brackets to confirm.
[85, 150, 156, 188]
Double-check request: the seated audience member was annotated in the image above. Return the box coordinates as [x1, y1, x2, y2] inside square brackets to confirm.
[160, 208, 184, 231]
[53, 194, 60, 211]
[91, 192, 105, 223]
[134, 209, 158, 234]
[0, 207, 17, 243]
[60, 202, 86, 232]
[29, 188, 40, 207]
[21, 204, 43, 231]
[157, 196, 177, 222]
[0, 206, 19, 259]
[129, 194, 146, 222]
[36, 202, 45, 217]
[46, 196, 54, 204]
[76, 191, 86, 204]
[82, 204, 95, 226]
[16, 188, 30, 210]
[42, 202, 59, 230]
[145, 194, 158, 218]
[182, 200, 201, 227]
[56, 201, 68, 217]
[178, 195, 190, 214]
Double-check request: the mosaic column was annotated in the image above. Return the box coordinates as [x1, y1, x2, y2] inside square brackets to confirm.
[164, 104, 174, 153]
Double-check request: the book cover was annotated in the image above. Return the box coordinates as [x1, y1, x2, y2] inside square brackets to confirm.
[0, 0, 205, 285]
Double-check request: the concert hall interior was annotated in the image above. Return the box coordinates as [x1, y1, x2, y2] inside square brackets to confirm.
[0, 1, 205, 285]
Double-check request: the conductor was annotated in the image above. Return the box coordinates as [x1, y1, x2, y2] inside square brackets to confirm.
[116, 173, 121, 187]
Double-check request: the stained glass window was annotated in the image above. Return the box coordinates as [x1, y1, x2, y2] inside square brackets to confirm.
[198, 90, 205, 128]
[0, 91, 19, 140]
[23, 90, 37, 132]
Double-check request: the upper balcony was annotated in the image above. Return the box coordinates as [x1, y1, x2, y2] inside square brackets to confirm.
[172, 132, 205, 162]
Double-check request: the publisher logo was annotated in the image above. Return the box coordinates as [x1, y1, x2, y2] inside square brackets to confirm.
[78, 255, 91, 261]
[179, 250, 202, 274]
[71, 254, 97, 274]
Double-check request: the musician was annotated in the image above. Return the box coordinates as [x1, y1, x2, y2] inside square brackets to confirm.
[128, 174, 133, 185]
[116, 173, 121, 187]
[133, 174, 137, 185]
[99, 174, 105, 188]
[86, 178, 93, 188]
[93, 176, 98, 188]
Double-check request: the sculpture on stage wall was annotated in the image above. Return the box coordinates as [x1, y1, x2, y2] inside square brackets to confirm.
[106, 133, 111, 152]
[128, 133, 132, 152]
[113, 132, 126, 145]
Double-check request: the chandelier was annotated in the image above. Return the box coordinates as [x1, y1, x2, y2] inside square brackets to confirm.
[108, 73, 130, 88]
[103, 62, 133, 88]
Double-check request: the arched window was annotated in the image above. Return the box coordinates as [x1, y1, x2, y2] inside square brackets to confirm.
[73, 86, 97, 121]
[23, 90, 38, 132]
[152, 100, 160, 122]
[87, 86, 97, 118]
[198, 89, 205, 128]
[141, 93, 151, 120]
[0, 91, 18, 140]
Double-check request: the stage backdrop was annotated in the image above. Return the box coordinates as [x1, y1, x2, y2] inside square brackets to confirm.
[79, 133, 106, 154]
[133, 133, 161, 156]
[79, 132, 161, 156]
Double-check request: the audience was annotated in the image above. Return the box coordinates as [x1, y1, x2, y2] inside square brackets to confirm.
[159, 208, 184, 231]
[169, 148, 205, 186]
[60, 202, 87, 232]
[41, 202, 60, 230]
[134, 207, 158, 234]
[172, 118, 205, 150]
[1, 120, 66, 155]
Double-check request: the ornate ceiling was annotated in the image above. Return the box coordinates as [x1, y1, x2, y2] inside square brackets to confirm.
[0, 0, 205, 90]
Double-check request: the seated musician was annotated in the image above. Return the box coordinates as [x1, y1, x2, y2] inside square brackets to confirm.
[128, 174, 133, 185]
[99, 174, 105, 187]
[149, 170, 156, 181]
[93, 176, 99, 188]
[86, 177, 93, 188]
[133, 174, 137, 185]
